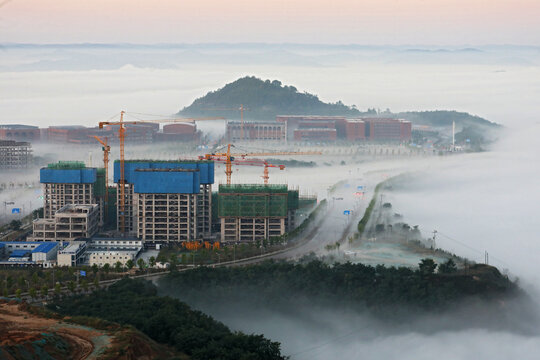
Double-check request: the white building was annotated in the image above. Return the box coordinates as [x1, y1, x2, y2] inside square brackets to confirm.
[57, 241, 87, 267]
[31, 242, 58, 262]
[86, 238, 143, 267]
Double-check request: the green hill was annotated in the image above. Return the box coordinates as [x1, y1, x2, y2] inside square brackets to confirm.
[178, 76, 361, 119]
[179, 76, 498, 129]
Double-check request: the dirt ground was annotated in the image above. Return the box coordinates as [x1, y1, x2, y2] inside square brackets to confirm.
[0, 301, 111, 360]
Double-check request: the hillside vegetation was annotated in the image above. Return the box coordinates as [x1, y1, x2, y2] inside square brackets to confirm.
[159, 259, 529, 330]
[179, 76, 361, 119]
[50, 279, 286, 360]
[179, 76, 497, 129]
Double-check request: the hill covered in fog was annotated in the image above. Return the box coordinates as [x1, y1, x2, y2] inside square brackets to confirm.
[178, 76, 361, 119]
[178, 76, 498, 129]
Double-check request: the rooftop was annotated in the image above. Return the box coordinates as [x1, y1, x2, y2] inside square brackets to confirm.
[0, 124, 39, 129]
[59, 241, 86, 254]
[10, 249, 30, 257]
[31, 242, 58, 253]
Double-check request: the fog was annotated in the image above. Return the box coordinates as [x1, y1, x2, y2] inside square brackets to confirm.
[1, 44, 539, 127]
[3, 44, 540, 358]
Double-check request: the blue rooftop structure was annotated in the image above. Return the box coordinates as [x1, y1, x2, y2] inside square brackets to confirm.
[114, 160, 214, 185]
[133, 169, 200, 194]
[31, 243, 58, 253]
[10, 249, 30, 257]
[40, 168, 97, 184]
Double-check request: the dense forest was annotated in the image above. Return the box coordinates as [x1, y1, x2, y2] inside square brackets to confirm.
[179, 76, 362, 119]
[178, 76, 497, 129]
[50, 279, 286, 360]
[160, 260, 522, 319]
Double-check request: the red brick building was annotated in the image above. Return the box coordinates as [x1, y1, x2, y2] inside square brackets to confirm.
[0, 125, 41, 142]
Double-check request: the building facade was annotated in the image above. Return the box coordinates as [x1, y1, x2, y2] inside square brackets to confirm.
[226, 121, 286, 141]
[114, 160, 214, 243]
[0, 140, 32, 169]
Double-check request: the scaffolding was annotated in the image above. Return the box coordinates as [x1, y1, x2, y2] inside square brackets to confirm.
[218, 184, 288, 218]
[0, 140, 32, 169]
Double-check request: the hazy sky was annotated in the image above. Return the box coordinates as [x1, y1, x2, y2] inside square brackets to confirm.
[1, 0, 539, 45]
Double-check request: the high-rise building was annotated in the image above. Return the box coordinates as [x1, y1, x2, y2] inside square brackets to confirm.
[114, 160, 214, 242]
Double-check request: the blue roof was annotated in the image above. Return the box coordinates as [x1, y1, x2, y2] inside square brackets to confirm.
[10, 249, 30, 257]
[40, 168, 97, 184]
[0, 241, 40, 246]
[0, 243, 4, 249]
[31, 242, 58, 253]
[133, 170, 200, 194]
[114, 161, 214, 185]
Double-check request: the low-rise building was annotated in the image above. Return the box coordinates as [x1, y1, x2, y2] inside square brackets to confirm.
[86, 238, 142, 267]
[31, 204, 99, 242]
[57, 241, 87, 267]
[31, 242, 59, 263]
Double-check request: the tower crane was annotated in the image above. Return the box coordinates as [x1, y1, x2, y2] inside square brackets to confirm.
[98, 111, 225, 233]
[213, 158, 285, 185]
[199, 144, 321, 185]
[91, 135, 110, 217]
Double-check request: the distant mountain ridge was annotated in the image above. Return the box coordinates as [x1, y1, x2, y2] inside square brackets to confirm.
[179, 76, 498, 128]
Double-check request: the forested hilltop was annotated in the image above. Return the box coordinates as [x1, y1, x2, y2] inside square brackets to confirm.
[179, 76, 359, 119]
[178, 76, 498, 128]
[159, 259, 536, 333]
[50, 279, 286, 360]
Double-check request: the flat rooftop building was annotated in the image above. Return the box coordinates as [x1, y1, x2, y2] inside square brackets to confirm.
[226, 121, 286, 142]
[31, 204, 99, 242]
[57, 241, 87, 267]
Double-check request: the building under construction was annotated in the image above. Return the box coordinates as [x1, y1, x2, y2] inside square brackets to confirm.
[114, 160, 214, 243]
[0, 140, 32, 169]
[218, 184, 299, 242]
[39, 161, 105, 223]
[30, 204, 99, 242]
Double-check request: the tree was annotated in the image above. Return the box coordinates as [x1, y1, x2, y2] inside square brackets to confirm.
[126, 259, 134, 270]
[10, 220, 22, 231]
[169, 255, 178, 269]
[419, 258, 437, 276]
[114, 261, 122, 273]
[149, 256, 156, 268]
[68, 281, 76, 293]
[54, 283, 62, 297]
[2, 288, 8, 297]
[29, 287, 37, 300]
[41, 285, 49, 298]
[92, 264, 99, 275]
[81, 279, 88, 292]
[93, 277, 99, 290]
[103, 263, 110, 274]
[438, 259, 458, 274]
[137, 258, 146, 271]
[15, 289, 22, 298]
